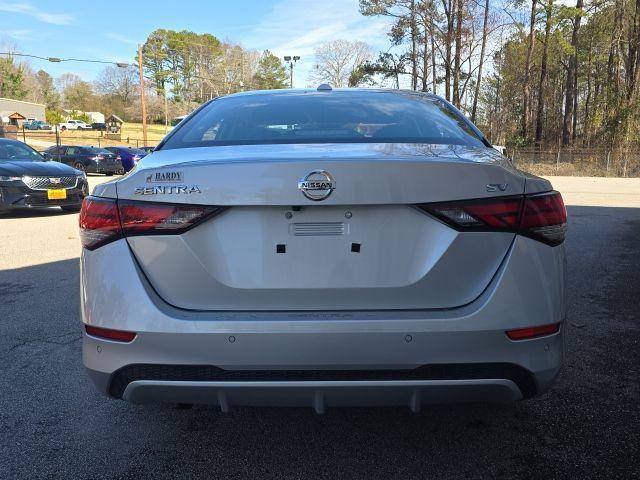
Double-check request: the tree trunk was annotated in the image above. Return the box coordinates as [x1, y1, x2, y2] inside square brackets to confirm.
[452, 0, 463, 107]
[522, 0, 537, 141]
[562, 0, 584, 145]
[410, 0, 419, 90]
[471, 0, 490, 122]
[431, 32, 437, 94]
[535, 0, 554, 146]
[626, 0, 640, 103]
[584, 39, 592, 143]
[442, 0, 453, 101]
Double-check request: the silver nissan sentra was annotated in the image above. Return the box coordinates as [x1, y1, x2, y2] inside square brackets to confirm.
[80, 87, 567, 412]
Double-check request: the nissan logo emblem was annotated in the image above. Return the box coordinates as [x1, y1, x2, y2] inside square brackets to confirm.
[297, 170, 335, 201]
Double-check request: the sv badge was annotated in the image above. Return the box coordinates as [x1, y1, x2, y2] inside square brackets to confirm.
[486, 183, 508, 192]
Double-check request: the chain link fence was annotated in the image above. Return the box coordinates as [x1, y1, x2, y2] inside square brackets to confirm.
[510, 147, 640, 177]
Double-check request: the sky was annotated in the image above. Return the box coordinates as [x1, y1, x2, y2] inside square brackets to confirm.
[0, 0, 393, 87]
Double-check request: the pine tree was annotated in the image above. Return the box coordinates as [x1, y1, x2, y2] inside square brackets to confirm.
[253, 50, 289, 89]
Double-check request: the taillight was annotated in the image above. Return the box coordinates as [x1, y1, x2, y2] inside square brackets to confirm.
[419, 196, 522, 230]
[418, 191, 567, 246]
[519, 192, 567, 246]
[118, 201, 219, 235]
[79, 196, 222, 250]
[79, 197, 122, 250]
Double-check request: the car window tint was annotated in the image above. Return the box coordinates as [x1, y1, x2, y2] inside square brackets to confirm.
[162, 92, 485, 149]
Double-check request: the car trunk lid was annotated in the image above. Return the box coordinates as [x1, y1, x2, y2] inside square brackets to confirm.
[115, 143, 526, 311]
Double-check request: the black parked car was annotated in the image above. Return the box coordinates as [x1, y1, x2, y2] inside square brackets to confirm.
[0, 139, 88, 213]
[43, 145, 122, 175]
[91, 122, 107, 131]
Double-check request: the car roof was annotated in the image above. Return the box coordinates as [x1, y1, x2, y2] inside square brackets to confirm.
[221, 87, 441, 101]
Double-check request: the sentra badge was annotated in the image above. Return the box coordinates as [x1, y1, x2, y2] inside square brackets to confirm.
[134, 185, 201, 195]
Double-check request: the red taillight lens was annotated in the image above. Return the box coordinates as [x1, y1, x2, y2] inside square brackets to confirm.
[85, 325, 136, 342]
[79, 197, 122, 250]
[420, 197, 522, 230]
[519, 192, 567, 246]
[79, 196, 222, 250]
[506, 322, 561, 340]
[418, 191, 567, 246]
[118, 201, 219, 235]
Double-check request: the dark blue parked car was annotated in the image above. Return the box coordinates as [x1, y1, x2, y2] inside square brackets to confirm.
[105, 146, 148, 172]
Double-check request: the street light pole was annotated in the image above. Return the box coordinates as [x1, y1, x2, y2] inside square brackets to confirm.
[137, 44, 148, 147]
[283, 55, 300, 88]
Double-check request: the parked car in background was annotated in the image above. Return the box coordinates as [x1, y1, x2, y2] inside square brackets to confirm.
[43, 145, 122, 175]
[59, 120, 91, 131]
[23, 120, 52, 130]
[104, 146, 148, 172]
[91, 122, 107, 131]
[0, 138, 88, 213]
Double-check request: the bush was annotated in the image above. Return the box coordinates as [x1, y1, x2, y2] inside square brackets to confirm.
[45, 110, 64, 125]
[68, 110, 91, 124]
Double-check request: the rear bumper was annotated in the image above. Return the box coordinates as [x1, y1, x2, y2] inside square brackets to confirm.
[85, 362, 548, 411]
[86, 163, 120, 174]
[81, 237, 566, 409]
[110, 378, 523, 412]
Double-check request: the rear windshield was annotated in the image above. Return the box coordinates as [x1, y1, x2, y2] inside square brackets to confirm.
[161, 91, 485, 149]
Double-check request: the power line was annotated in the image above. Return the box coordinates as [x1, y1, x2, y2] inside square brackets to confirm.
[0, 51, 134, 68]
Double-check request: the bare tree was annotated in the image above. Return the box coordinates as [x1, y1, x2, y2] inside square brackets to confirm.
[95, 66, 139, 104]
[310, 39, 372, 87]
[471, 0, 490, 122]
[534, 0, 554, 146]
[522, 0, 537, 141]
[562, 0, 584, 145]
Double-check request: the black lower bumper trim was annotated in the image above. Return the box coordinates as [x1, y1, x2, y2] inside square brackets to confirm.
[108, 363, 537, 400]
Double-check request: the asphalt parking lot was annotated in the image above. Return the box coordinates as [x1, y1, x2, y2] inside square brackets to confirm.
[1, 175, 639, 479]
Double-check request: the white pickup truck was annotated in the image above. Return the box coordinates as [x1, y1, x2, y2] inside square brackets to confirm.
[58, 120, 92, 131]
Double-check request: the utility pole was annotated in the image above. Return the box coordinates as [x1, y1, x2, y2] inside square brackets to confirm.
[137, 44, 148, 147]
[163, 88, 169, 134]
[283, 55, 300, 88]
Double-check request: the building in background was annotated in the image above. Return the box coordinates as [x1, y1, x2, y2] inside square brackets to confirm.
[0, 98, 46, 127]
[62, 110, 105, 123]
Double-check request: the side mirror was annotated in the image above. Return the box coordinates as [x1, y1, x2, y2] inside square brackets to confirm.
[41, 152, 52, 161]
